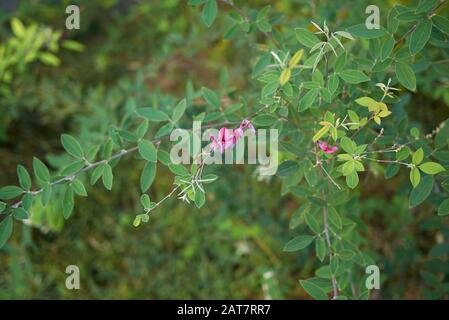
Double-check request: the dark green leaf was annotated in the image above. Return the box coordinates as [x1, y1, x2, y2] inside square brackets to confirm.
[283, 235, 314, 252]
[140, 162, 157, 193]
[63, 188, 74, 219]
[299, 279, 328, 300]
[338, 69, 370, 84]
[295, 28, 320, 48]
[0, 186, 23, 200]
[395, 61, 416, 91]
[138, 140, 157, 162]
[409, 175, 434, 208]
[172, 99, 187, 122]
[13, 207, 28, 220]
[201, 87, 221, 108]
[136, 108, 170, 122]
[409, 19, 432, 55]
[61, 134, 84, 158]
[0, 215, 13, 248]
[102, 164, 113, 190]
[169, 164, 190, 177]
[33, 157, 50, 183]
[202, 0, 217, 28]
[71, 179, 87, 197]
[17, 165, 31, 190]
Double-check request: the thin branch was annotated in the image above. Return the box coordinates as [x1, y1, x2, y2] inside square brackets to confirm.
[315, 149, 339, 299]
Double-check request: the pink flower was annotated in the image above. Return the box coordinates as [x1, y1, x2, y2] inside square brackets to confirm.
[210, 119, 255, 154]
[318, 141, 338, 154]
[211, 127, 235, 153]
[240, 119, 255, 134]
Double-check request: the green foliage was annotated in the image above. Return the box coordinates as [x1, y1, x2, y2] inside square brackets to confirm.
[1, 0, 449, 300]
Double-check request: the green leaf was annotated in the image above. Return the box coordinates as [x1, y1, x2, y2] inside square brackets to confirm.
[252, 53, 271, 78]
[252, 114, 277, 126]
[21, 194, 33, 211]
[381, 35, 395, 60]
[415, 0, 438, 13]
[90, 164, 105, 186]
[140, 194, 151, 208]
[346, 24, 387, 39]
[61, 134, 84, 159]
[432, 15, 449, 35]
[283, 235, 314, 252]
[0, 186, 23, 200]
[339, 249, 355, 261]
[172, 99, 187, 122]
[71, 179, 87, 197]
[396, 147, 410, 161]
[13, 207, 28, 220]
[140, 161, 157, 193]
[201, 87, 221, 109]
[338, 69, 370, 84]
[61, 39, 84, 52]
[436, 120, 449, 148]
[0, 215, 13, 248]
[0, 202, 6, 213]
[279, 68, 291, 86]
[410, 167, 421, 188]
[412, 148, 424, 165]
[194, 190, 206, 208]
[419, 162, 445, 175]
[224, 103, 243, 116]
[136, 108, 170, 121]
[316, 237, 327, 262]
[305, 212, 321, 234]
[409, 175, 434, 208]
[328, 207, 342, 229]
[61, 160, 85, 176]
[395, 61, 416, 91]
[295, 28, 320, 48]
[409, 19, 432, 55]
[257, 20, 272, 32]
[299, 279, 328, 300]
[136, 120, 149, 139]
[155, 123, 175, 139]
[102, 164, 113, 190]
[41, 183, 52, 206]
[330, 256, 339, 275]
[346, 171, 359, 189]
[168, 164, 190, 177]
[340, 137, 356, 154]
[138, 140, 157, 162]
[298, 89, 319, 112]
[33, 157, 50, 183]
[438, 199, 449, 216]
[158, 150, 171, 166]
[312, 126, 330, 142]
[62, 188, 74, 219]
[11, 18, 25, 37]
[39, 52, 60, 66]
[133, 215, 142, 227]
[17, 165, 31, 190]
[202, 0, 217, 28]
[277, 161, 300, 177]
[117, 129, 138, 142]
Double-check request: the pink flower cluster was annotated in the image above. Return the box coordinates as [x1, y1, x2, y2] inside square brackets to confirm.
[210, 119, 255, 154]
[317, 141, 338, 154]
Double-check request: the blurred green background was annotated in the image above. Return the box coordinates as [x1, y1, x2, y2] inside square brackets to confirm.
[1, 0, 449, 299]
